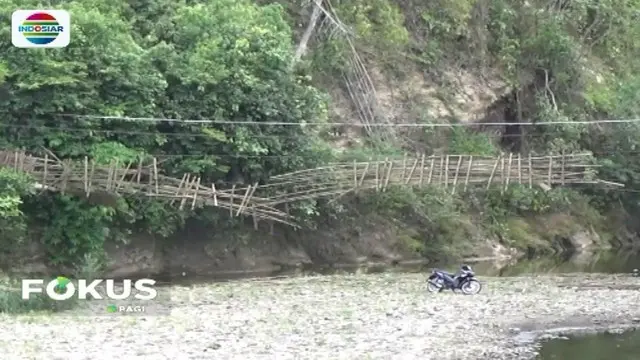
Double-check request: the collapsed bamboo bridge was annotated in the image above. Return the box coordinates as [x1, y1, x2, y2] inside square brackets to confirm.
[0, 150, 620, 228]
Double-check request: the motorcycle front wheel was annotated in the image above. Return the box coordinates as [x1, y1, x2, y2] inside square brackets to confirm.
[460, 279, 482, 295]
[427, 277, 444, 292]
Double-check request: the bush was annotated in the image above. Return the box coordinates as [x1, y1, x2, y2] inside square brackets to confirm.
[0, 278, 77, 314]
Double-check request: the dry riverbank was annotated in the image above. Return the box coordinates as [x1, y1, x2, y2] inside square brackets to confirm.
[1, 273, 639, 359]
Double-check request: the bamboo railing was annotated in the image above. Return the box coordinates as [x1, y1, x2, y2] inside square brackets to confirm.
[0, 150, 619, 229]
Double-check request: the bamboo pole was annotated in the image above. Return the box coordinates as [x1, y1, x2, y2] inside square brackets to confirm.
[18, 151, 25, 171]
[427, 156, 435, 184]
[500, 154, 505, 189]
[211, 183, 218, 206]
[405, 157, 419, 184]
[191, 177, 202, 210]
[518, 153, 522, 184]
[464, 155, 473, 191]
[438, 155, 444, 185]
[561, 149, 566, 185]
[252, 206, 258, 230]
[375, 158, 379, 192]
[505, 152, 513, 190]
[115, 161, 132, 192]
[358, 162, 370, 187]
[171, 174, 188, 206]
[61, 160, 70, 194]
[236, 184, 255, 216]
[236, 185, 251, 215]
[487, 155, 501, 190]
[383, 157, 392, 191]
[548, 154, 553, 185]
[402, 153, 407, 180]
[245, 183, 259, 215]
[87, 160, 95, 196]
[353, 160, 357, 189]
[136, 157, 143, 184]
[112, 159, 120, 191]
[451, 156, 463, 195]
[444, 155, 449, 187]
[106, 160, 114, 191]
[179, 176, 197, 210]
[43, 154, 48, 185]
[147, 159, 153, 193]
[528, 153, 533, 189]
[230, 184, 236, 217]
[419, 154, 425, 186]
[153, 157, 159, 194]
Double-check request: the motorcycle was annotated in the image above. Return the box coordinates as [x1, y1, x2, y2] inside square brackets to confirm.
[427, 267, 482, 295]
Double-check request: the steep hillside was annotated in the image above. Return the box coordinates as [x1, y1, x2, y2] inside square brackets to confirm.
[1, 0, 640, 280]
[274, 0, 640, 254]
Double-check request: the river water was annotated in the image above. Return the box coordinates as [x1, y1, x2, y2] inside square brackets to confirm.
[473, 250, 640, 276]
[537, 330, 640, 360]
[487, 250, 640, 360]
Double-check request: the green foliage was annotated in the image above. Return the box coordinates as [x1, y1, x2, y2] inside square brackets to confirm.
[333, 0, 409, 52]
[0, 0, 335, 271]
[0, 169, 34, 262]
[23, 195, 116, 267]
[358, 187, 474, 260]
[419, 0, 474, 40]
[484, 186, 572, 220]
[0, 278, 76, 314]
[0, 0, 329, 181]
[114, 197, 189, 239]
[90, 142, 146, 165]
[447, 127, 499, 155]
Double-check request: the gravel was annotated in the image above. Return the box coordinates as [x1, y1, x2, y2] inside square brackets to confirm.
[2, 273, 640, 359]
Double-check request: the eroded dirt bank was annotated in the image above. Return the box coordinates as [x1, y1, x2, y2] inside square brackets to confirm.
[2, 273, 640, 359]
[12, 210, 616, 279]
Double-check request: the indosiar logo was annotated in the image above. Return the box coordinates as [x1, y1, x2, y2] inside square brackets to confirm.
[12, 10, 70, 48]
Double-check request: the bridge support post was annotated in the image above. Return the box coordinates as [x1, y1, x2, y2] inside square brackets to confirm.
[505, 152, 513, 191]
[487, 154, 500, 190]
[463, 155, 473, 192]
[528, 153, 533, 188]
[451, 155, 463, 195]
[252, 206, 258, 230]
[374, 158, 379, 192]
[230, 185, 236, 217]
[561, 149, 566, 185]
[547, 154, 553, 186]
[419, 154, 425, 186]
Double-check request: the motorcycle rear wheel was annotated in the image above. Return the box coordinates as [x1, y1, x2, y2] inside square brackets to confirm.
[460, 279, 482, 295]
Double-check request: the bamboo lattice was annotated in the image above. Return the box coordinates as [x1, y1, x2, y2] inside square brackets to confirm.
[309, 0, 394, 141]
[0, 150, 619, 228]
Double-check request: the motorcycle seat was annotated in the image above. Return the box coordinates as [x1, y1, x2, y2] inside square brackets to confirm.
[434, 269, 456, 277]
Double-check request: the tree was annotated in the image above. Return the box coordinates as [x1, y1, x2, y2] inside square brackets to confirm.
[0, 0, 332, 266]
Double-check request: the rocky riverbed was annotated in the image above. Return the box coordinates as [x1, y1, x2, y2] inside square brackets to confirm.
[2, 273, 640, 359]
